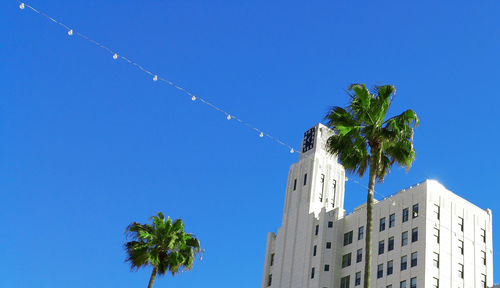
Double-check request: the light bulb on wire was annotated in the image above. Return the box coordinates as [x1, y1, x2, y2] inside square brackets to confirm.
[153, 75, 158, 81]
[290, 148, 294, 153]
[191, 95, 196, 101]
[19, 3, 25, 9]
[113, 53, 118, 60]
[226, 114, 231, 120]
[67, 29, 73, 36]
[259, 132, 264, 138]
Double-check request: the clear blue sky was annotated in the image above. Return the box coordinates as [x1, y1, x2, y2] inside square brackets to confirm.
[1, 0, 499, 287]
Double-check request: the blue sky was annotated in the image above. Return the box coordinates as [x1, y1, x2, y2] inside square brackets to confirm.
[1, 0, 499, 287]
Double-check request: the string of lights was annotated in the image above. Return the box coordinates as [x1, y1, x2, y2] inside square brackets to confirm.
[15, 1, 298, 154]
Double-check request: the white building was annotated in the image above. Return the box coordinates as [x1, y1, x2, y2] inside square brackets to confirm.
[261, 124, 493, 288]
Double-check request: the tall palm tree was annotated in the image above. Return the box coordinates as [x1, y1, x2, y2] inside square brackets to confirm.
[125, 212, 201, 288]
[324, 84, 418, 288]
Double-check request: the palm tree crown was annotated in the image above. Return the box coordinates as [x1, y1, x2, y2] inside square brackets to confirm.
[325, 84, 418, 288]
[125, 212, 201, 288]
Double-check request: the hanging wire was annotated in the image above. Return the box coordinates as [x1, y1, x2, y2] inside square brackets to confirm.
[15, 1, 298, 154]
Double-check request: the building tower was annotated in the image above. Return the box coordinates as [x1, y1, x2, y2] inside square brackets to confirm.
[261, 124, 493, 288]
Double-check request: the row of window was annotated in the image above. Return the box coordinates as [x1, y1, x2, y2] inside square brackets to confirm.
[379, 204, 419, 232]
[339, 275, 417, 288]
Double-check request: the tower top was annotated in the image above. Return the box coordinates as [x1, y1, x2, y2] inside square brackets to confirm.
[299, 123, 335, 160]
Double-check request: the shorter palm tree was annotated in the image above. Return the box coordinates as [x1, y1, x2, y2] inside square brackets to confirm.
[125, 212, 201, 288]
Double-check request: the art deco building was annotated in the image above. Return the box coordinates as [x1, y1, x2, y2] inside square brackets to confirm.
[261, 124, 493, 288]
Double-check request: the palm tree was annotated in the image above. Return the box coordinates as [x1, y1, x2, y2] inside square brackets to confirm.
[125, 212, 201, 288]
[324, 84, 418, 288]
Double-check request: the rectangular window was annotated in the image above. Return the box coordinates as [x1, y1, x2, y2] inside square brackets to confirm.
[340, 276, 350, 288]
[311, 267, 315, 279]
[410, 277, 417, 288]
[270, 253, 274, 266]
[458, 216, 464, 232]
[319, 174, 325, 202]
[432, 277, 439, 288]
[481, 228, 486, 243]
[331, 179, 337, 208]
[433, 252, 440, 268]
[388, 236, 394, 251]
[378, 240, 385, 255]
[313, 245, 317, 256]
[481, 274, 486, 288]
[412, 227, 418, 242]
[328, 221, 333, 228]
[293, 179, 297, 190]
[389, 213, 395, 228]
[401, 255, 408, 271]
[344, 231, 353, 246]
[458, 263, 464, 279]
[356, 248, 363, 263]
[342, 253, 352, 268]
[458, 240, 463, 255]
[380, 217, 386, 231]
[267, 274, 272, 287]
[412, 204, 419, 218]
[324, 264, 330, 271]
[326, 242, 332, 249]
[411, 251, 418, 267]
[402, 231, 408, 246]
[304, 173, 307, 185]
[434, 204, 440, 220]
[377, 264, 383, 279]
[355, 272, 361, 286]
[402, 208, 409, 222]
[358, 226, 364, 240]
[387, 260, 393, 275]
[315, 225, 319, 236]
[400, 280, 407, 288]
[434, 228, 440, 244]
[481, 250, 486, 265]
[387, 286, 392, 288]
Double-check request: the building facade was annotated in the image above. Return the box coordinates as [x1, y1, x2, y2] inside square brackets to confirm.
[261, 124, 493, 288]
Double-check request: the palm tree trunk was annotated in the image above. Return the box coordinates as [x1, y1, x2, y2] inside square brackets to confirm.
[147, 267, 157, 288]
[364, 147, 380, 288]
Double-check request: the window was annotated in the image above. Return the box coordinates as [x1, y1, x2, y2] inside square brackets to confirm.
[358, 226, 364, 240]
[387, 286, 393, 288]
[481, 250, 486, 265]
[411, 252, 418, 267]
[293, 179, 297, 190]
[311, 267, 315, 279]
[326, 242, 332, 249]
[400, 280, 407, 288]
[328, 221, 333, 228]
[315, 225, 319, 236]
[313, 245, 317, 256]
[380, 217, 386, 231]
[458, 216, 464, 232]
[342, 253, 352, 268]
[388, 236, 394, 251]
[377, 264, 384, 279]
[356, 248, 363, 263]
[458, 240, 463, 255]
[412, 227, 418, 242]
[344, 231, 353, 246]
[402, 231, 408, 246]
[432, 277, 439, 288]
[340, 276, 350, 288]
[401, 255, 408, 271]
[458, 263, 464, 279]
[410, 277, 417, 288]
[389, 213, 395, 228]
[324, 264, 330, 271]
[433, 252, 440, 268]
[402, 208, 409, 222]
[331, 179, 337, 208]
[412, 204, 419, 218]
[481, 274, 486, 288]
[355, 272, 361, 286]
[319, 174, 325, 202]
[270, 253, 274, 266]
[387, 260, 393, 275]
[434, 204, 440, 220]
[267, 274, 272, 287]
[304, 173, 307, 185]
[481, 228, 486, 243]
[434, 228, 440, 244]
[378, 240, 385, 255]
